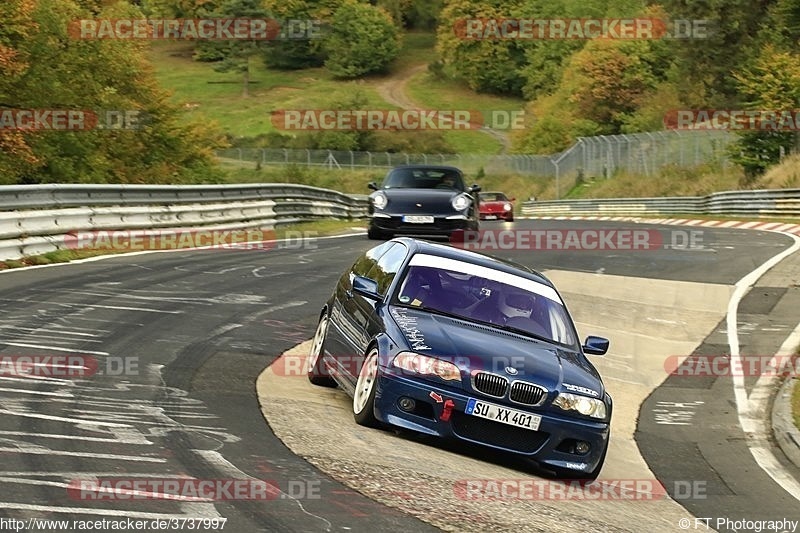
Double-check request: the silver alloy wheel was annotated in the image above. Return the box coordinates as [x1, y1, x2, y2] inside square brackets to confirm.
[353, 349, 378, 414]
[307, 316, 328, 374]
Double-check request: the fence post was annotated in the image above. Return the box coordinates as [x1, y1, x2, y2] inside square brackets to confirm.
[552, 158, 560, 200]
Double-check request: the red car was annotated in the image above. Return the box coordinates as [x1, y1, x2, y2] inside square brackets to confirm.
[478, 192, 515, 222]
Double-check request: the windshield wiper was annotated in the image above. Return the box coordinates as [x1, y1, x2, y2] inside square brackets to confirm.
[492, 323, 553, 343]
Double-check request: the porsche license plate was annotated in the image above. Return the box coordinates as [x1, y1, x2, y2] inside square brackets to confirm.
[403, 215, 434, 224]
[465, 398, 541, 431]
[485, 215, 497, 220]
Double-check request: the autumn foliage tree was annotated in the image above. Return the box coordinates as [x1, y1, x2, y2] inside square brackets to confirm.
[730, 45, 800, 180]
[1, 0, 226, 184]
[0, 0, 40, 182]
[324, 1, 401, 78]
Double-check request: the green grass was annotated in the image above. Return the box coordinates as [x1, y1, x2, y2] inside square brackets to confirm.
[150, 41, 390, 139]
[406, 69, 525, 155]
[388, 31, 437, 72]
[149, 31, 523, 154]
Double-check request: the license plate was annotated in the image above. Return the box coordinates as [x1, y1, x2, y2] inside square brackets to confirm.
[484, 215, 497, 220]
[403, 215, 434, 224]
[465, 398, 541, 431]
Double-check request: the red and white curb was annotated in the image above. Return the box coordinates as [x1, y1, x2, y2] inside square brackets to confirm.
[523, 215, 800, 235]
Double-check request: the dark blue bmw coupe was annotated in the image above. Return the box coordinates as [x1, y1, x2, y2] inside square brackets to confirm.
[307, 237, 612, 479]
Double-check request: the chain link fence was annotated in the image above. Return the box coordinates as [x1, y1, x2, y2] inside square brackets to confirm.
[217, 130, 735, 198]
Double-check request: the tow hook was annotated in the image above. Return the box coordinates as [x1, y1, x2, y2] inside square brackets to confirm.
[440, 399, 455, 422]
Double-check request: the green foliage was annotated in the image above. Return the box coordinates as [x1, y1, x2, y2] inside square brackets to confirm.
[377, 0, 443, 29]
[0, 0, 225, 185]
[261, 0, 327, 70]
[729, 44, 800, 179]
[210, 0, 272, 97]
[658, 0, 777, 107]
[324, 1, 401, 78]
[436, 0, 527, 95]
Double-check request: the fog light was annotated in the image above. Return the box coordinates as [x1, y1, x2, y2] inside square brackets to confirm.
[575, 441, 591, 454]
[398, 397, 416, 412]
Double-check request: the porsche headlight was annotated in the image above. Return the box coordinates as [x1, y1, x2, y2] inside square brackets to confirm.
[373, 192, 388, 210]
[451, 194, 470, 211]
[553, 392, 607, 419]
[393, 352, 461, 381]
[503, 203, 513, 212]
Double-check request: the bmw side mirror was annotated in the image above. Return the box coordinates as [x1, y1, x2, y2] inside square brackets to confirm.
[583, 336, 609, 356]
[468, 184, 481, 193]
[352, 275, 381, 300]
[368, 182, 379, 191]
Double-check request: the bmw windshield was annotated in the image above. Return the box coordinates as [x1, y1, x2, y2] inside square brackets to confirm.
[393, 254, 578, 348]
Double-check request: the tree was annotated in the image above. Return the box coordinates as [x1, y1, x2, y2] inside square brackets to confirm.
[1, 0, 225, 184]
[261, 0, 327, 70]
[436, 0, 527, 95]
[658, 0, 778, 107]
[212, 0, 273, 97]
[730, 45, 800, 180]
[324, 1, 400, 79]
[0, 0, 40, 183]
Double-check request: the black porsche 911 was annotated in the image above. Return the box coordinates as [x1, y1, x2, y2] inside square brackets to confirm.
[307, 237, 613, 480]
[366, 165, 481, 240]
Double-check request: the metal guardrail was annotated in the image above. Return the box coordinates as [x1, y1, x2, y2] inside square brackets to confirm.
[4, 183, 800, 261]
[0, 184, 369, 261]
[521, 189, 800, 218]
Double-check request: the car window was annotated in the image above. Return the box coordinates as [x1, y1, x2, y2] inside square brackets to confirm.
[395, 257, 578, 347]
[480, 193, 507, 201]
[382, 168, 464, 191]
[368, 242, 408, 295]
[351, 241, 394, 278]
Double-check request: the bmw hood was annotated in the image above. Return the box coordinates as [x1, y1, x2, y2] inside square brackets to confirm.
[374, 189, 469, 215]
[387, 306, 604, 398]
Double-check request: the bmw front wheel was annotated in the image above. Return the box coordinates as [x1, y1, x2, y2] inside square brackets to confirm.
[353, 348, 380, 427]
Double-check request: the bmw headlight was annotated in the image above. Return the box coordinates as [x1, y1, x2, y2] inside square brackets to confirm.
[373, 192, 388, 210]
[503, 203, 513, 212]
[392, 352, 461, 382]
[553, 392, 607, 419]
[451, 194, 470, 211]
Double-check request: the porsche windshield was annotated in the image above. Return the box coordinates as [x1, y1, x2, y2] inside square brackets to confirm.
[394, 255, 578, 347]
[382, 168, 465, 191]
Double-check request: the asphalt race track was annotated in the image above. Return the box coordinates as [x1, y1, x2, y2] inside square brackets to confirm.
[0, 219, 798, 532]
